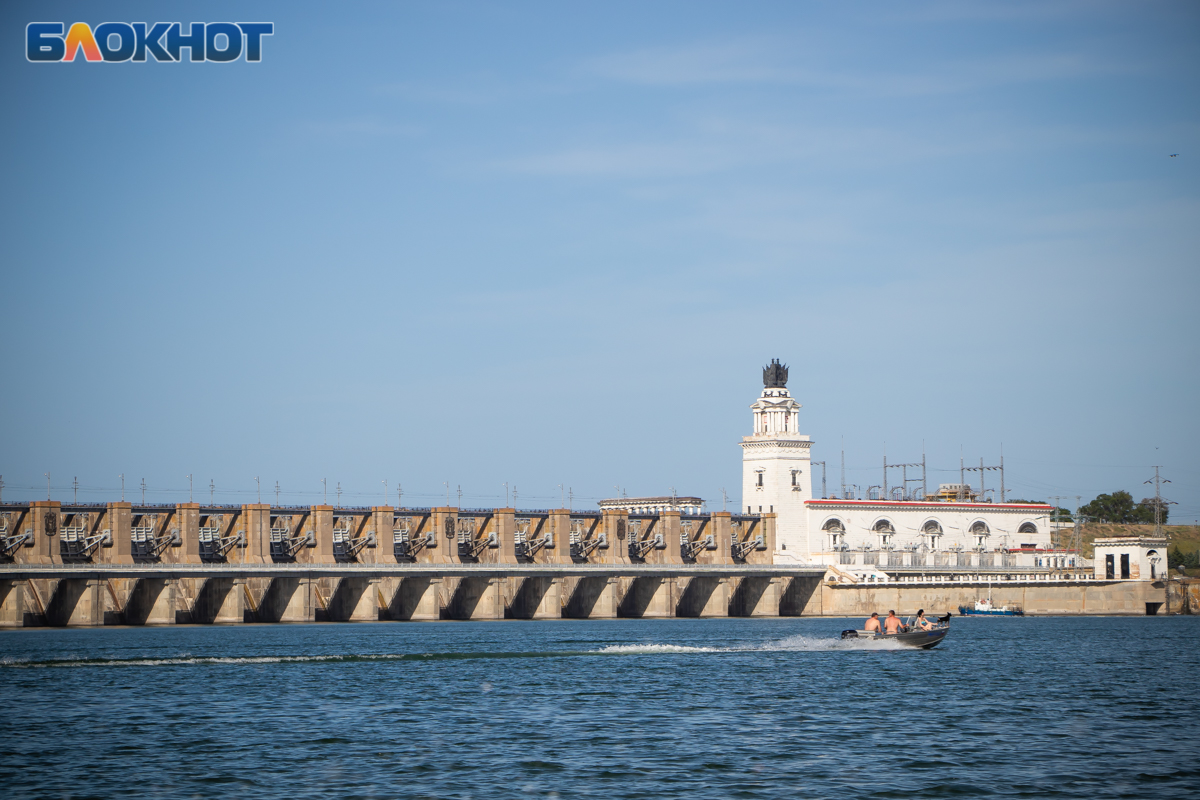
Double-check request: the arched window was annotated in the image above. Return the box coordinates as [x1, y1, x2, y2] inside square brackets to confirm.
[873, 519, 895, 549]
[922, 520, 943, 550]
[822, 518, 845, 549]
[1018, 522, 1037, 535]
[1147, 549, 1160, 580]
[971, 520, 990, 550]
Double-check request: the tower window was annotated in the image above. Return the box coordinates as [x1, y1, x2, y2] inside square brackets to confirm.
[756, 472, 763, 487]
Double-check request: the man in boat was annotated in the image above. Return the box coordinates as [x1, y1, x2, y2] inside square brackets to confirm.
[884, 610, 905, 634]
[863, 612, 881, 633]
[914, 609, 933, 631]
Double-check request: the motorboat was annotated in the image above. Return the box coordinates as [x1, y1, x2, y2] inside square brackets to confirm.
[840, 614, 951, 649]
[958, 597, 1024, 616]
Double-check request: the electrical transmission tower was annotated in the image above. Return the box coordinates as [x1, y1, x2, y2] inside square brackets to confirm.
[884, 453, 926, 501]
[1144, 467, 1175, 539]
[962, 455, 1005, 502]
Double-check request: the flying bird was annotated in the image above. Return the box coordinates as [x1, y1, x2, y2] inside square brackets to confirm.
[1169, 153, 1179, 157]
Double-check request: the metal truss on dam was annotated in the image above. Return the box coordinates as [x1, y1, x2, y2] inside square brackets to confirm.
[1, 500, 831, 626]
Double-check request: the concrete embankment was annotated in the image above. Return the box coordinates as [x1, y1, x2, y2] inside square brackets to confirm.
[798, 580, 1167, 617]
[1166, 578, 1199, 614]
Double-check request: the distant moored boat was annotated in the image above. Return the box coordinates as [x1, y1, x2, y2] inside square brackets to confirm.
[958, 597, 1024, 616]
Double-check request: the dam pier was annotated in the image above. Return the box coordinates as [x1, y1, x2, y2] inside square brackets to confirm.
[1, 500, 828, 626]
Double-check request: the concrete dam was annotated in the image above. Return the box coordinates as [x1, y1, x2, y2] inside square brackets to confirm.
[1, 500, 826, 626]
[0, 500, 1164, 626]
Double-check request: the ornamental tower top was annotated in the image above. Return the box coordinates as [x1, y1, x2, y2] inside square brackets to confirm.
[763, 358, 788, 388]
[750, 359, 801, 436]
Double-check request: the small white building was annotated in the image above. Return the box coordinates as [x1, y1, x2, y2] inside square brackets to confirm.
[1092, 537, 1168, 581]
[598, 496, 706, 516]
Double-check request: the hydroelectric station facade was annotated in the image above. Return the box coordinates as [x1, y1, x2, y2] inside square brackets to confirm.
[0, 361, 1166, 625]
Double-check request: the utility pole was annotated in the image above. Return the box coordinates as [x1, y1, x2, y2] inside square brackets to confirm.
[322, 478, 327, 505]
[811, 462, 827, 499]
[187, 474, 193, 504]
[999, 444, 1006, 502]
[254, 476, 260, 505]
[457, 485, 462, 508]
[504, 482, 509, 507]
[397, 484, 403, 509]
[840, 438, 846, 500]
[141, 478, 146, 505]
[275, 481, 280, 505]
[1146, 468, 1174, 614]
[444, 482, 449, 507]
[568, 487, 574, 510]
[46, 472, 51, 501]
[1050, 496, 1062, 550]
[382, 479, 387, 506]
[209, 479, 214, 505]
[960, 449, 965, 501]
[922, 441, 927, 500]
[0, 475, 4, 504]
[73, 476, 78, 504]
[336, 482, 342, 508]
[120, 474, 125, 502]
[1071, 495, 1082, 565]
[558, 484, 564, 509]
[513, 485, 518, 508]
[721, 487, 728, 511]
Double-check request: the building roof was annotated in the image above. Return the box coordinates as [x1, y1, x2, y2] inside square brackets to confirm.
[598, 496, 703, 506]
[805, 499, 1053, 510]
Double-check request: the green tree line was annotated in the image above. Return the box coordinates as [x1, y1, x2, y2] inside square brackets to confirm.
[1168, 546, 1198, 570]
[1010, 490, 1171, 524]
[1079, 490, 1169, 524]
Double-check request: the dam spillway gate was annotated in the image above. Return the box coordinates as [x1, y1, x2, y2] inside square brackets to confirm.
[0, 500, 815, 626]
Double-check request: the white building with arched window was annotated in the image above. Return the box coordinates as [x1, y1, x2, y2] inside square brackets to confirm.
[803, 497, 1059, 568]
[741, 360, 1068, 568]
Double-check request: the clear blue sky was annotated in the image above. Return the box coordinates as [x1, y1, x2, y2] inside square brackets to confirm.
[2, 1, 1197, 520]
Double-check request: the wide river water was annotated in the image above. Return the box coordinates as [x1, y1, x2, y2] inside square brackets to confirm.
[2, 616, 1197, 799]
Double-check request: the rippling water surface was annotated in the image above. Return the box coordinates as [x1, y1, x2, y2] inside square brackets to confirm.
[2, 616, 1197, 798]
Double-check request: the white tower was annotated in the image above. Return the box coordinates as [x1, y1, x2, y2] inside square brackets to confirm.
[741, 359, 812, 561]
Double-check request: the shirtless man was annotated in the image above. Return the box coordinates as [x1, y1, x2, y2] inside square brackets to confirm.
[863, 612, 881, 633]
[884, 610, 904, 634]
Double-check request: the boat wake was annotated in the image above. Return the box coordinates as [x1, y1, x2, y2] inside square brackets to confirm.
[1, 634, 905, 669]
[759, 633, 906, 651]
